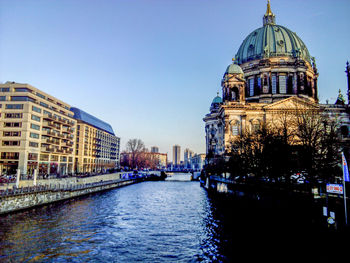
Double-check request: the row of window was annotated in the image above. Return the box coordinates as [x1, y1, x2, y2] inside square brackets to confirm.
[0, 87, 70, 110]
[248, 75, 288, 96]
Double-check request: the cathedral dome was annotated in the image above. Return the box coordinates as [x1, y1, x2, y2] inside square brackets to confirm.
[235, 24, 311, 65]
[235, 0, 311, 65]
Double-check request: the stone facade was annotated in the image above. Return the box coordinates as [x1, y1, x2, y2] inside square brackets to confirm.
[203, 2, 350, 158]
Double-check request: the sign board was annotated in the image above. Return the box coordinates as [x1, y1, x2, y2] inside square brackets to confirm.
[326, 184, 344, 194]
[323, 207, 328, 217]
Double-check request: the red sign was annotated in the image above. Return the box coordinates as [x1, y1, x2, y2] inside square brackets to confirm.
[326, 184, 343, 194]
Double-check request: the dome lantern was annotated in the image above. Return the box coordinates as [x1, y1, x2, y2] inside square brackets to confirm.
[263, 0, 276, 26]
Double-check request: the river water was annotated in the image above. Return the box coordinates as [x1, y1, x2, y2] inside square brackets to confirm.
[0, 174, 347, 262]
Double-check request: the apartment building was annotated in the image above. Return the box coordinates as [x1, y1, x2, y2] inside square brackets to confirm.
[0, 82, 120, 177]
[0, 82, 76, 176]
[71, 108, 120, 174]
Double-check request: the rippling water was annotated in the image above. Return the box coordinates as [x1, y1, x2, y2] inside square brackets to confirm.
[0, 176, 228, 262]
[1, 175, 348, 262]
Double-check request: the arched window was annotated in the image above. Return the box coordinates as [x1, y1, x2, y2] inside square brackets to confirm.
[232, 87, 239, 101]
[249, 78, 254, 96]
[250, 119, 261, 133]
[231, 120, 240, 136]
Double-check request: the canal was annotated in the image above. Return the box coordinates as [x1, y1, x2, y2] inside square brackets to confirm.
[0, 173, 347, 262]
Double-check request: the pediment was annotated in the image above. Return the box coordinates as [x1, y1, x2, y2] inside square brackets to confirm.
[263, 96, 319, 111]
[225, 75, 245, 83]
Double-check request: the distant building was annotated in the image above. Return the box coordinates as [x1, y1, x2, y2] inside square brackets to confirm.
[151, 146, 159, 153]
[120, 151, 167, 170]
[172, 145, 181, 167]
[190, 154, 206, 171]
[184, 148, 193, 169]
[148, 152, 167, 169]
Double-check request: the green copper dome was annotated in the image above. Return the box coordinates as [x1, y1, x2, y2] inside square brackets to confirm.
[225, 63, 244, 75]
[212, 95, 222, 104]
[235, 1, 311, 65]
[235, 24, 311, 65]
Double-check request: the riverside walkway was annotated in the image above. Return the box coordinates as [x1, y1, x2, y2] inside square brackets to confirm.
[0, 171, 163, 215]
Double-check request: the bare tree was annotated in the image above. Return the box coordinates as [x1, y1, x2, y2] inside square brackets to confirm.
[126, 139, 145, 169]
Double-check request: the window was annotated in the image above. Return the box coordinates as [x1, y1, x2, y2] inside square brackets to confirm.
[1, 152, 19, 159]
[30, 123, 40, 130]
[29, 142, 39, 148]
[0, 88, 10, 92]
[4, 122, 22, 127]
[0, 96, 6, 101]
[31, 114, 41, 122]
[2, 141, 20, 146]
[39, 101, 49, 108]
[32, 106, 41, 113]
[36, 92, 46, 99]
[43, 110, 50, 115]
[279, 75, 287, 94]
[272, 75, 277, 94]
[11, 96, 35, 102]
[5, 113, 23, 118]
[14, 88, 31, 92]
[6, 104, 23, 109]
[30, 132, 39, 139]
[249, 78, 254, 96]
[3, 131, 21, 137]
[231, 124, 239, 135]
[28, 153, 38, 160]
[40, 154, 49, 161]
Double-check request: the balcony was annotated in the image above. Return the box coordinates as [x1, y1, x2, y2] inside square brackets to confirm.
[42, 130, 58, 137]
[64, 141, 73, 147]
[55, 148, 64, 153]
[41, 146, 55, 153]
[42, 138, 60, 145]
[43, 112, 57, 121]
[43, 121, 60, 129]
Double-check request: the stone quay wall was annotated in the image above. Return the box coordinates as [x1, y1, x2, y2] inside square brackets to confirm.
[0, 178, 137, 215]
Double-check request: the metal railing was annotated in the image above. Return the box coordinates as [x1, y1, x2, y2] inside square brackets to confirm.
[0, 178, 135, 198]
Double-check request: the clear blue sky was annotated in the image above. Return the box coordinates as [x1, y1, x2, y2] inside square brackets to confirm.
[0, 0, 349, 161]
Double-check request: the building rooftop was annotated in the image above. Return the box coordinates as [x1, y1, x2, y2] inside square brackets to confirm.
[70, 107, 115, 135]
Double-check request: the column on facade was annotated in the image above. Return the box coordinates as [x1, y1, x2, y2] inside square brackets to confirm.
[18, 151, 28, 176]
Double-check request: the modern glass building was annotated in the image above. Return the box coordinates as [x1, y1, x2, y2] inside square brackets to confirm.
[71, 107, 120, 173]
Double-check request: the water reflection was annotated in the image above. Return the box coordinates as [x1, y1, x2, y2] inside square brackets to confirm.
[1, 179, 338, 262]
[1, 180, 222, 262]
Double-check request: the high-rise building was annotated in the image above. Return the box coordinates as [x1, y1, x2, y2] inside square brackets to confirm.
[184, 148, 193, 169]
[151, 146, 159, 153]
[172, 145, 181, 167]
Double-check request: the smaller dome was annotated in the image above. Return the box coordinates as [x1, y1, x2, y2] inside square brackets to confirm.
[225, 63, 243, 75]
[212, 95, 222, 104]
[210, 94, 222, 112]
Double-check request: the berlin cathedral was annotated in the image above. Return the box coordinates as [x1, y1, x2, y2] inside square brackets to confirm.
[204, 0, 350, 157]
